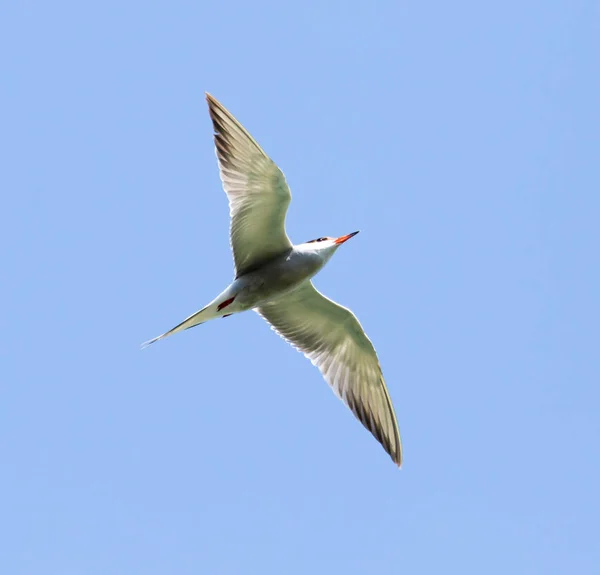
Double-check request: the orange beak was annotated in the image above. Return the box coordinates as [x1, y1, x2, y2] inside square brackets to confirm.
[334, 230, 360, 245]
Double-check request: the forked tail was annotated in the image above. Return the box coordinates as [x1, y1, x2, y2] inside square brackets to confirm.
[141, 304, 213, 349]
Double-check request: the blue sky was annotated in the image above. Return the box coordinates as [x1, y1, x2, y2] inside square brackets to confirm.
[1, 1, 599, 573]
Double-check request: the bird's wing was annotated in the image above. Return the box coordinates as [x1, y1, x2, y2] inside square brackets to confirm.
[206, 93, 293, 277]
[256, 281, 402, 466]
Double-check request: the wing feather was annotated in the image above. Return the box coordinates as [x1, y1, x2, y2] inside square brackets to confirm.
[206, 94, 293, 277]
[256, 281, 402, 467]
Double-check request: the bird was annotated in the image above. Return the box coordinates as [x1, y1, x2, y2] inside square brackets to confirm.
[142, 93, 403, 467]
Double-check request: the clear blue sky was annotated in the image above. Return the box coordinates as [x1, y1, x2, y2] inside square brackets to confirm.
[1, 2, 598, 573]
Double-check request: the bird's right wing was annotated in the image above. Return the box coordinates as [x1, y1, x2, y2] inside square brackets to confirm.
[256, 281, 402, 467]
[206, 94, 293, 277]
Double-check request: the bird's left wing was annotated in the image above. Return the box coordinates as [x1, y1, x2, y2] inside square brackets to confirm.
[206, 93, 293, 277]
[256, 281, 402, 467]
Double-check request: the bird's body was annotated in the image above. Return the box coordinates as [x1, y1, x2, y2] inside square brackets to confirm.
[143, 242, 333, 338]
[224, 244, 329, 312]
[143, 94, 403, 467]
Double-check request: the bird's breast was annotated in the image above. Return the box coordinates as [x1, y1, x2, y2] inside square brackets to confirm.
[235, 250, 323, 309]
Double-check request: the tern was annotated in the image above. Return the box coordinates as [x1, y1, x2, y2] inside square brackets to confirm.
[143, 93, 402, 467]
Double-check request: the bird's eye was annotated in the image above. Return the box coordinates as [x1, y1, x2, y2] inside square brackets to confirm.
[318, 237, 326, 242]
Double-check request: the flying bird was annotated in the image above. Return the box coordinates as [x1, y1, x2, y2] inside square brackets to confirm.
[143, 93, 403, 467]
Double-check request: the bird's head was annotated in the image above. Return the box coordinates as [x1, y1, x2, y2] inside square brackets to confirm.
[299, 231, 360, 261]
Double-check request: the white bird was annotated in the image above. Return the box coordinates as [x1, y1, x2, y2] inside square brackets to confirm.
[143, 93, 403, 467]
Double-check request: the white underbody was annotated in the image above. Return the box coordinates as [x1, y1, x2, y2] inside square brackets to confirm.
[142, 246, 330, 346]
[213, 247, 326, 315]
